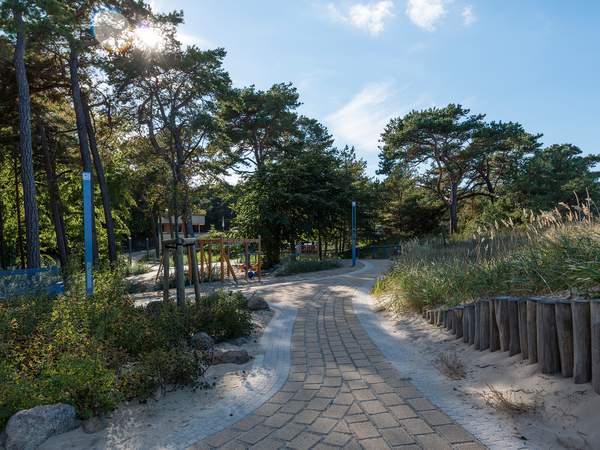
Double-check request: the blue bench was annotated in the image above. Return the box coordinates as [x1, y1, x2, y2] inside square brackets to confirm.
[0, 266, 64, 297]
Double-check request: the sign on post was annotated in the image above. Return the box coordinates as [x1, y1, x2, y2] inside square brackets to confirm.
[83, 172, 93, 295]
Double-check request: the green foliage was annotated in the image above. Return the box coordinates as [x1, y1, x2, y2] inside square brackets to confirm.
[376, 203, 600, 312]
[0, 266, 253, 429]
[275, 259, 342, 277]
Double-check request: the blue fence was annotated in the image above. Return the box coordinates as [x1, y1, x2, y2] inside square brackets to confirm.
[0, 266, 64, 297]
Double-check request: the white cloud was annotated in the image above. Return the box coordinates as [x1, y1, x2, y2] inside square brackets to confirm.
[405, 0, 450, 32]
[462, 5, 476, 26]
[326, 2, 395, 36]
[325, 80, 426, 153]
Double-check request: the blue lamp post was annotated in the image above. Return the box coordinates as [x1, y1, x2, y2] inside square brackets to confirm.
[352, 201, 356, 267]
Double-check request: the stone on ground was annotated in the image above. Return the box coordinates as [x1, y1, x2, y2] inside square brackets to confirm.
[248, 296, 270, 311]
[3, 404, 77, 450]
[190, 332, 214, 349]
[213, 346, 249, 365]
[81, 417, 104, 434]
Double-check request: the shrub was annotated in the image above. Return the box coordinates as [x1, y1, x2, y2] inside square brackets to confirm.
[275, 259, 342, 277]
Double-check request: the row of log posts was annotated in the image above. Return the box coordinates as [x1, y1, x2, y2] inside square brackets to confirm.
[425, 298, 600, 395]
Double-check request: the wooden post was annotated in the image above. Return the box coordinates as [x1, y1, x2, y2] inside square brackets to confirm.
[571, 300, 591, 384]
[493, 297, 510, 352]
[199, 242, 205, 281]
[175, 239, 185, 308]
[430, 310, 435, 324]
[422, 306, 428, 319]
[189, 242, 201, 303]
[480, 300, 490, 351]
[208, 243, 212, 279]
[590, 300, 600, 394]
[467, 304, 476, 345]
[527, 298, 539, 364]
[443, 309, 448, 328]
[245, 243, 249, 280]
[518, 300, 529, 360]
[536, 299, 561, 375]
[451, 308, 457, 335]
[163, 243, 170, 303]
[454, 307, 464, 339]
[258, 235, 261, 280]
[187, 245, 192, 281]
[447, 309, 453, 331]
[220, 235, 225, 284]
[489, 298, 500, 352]
[508, 298, 521, 357]
[555, 300, 574, 378]
[474, 301, 481, 350]
[462, 306, 469, 343]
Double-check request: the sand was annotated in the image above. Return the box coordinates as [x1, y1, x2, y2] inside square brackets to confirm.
[372, 300, 600, 450]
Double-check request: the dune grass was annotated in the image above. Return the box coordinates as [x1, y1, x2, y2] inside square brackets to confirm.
[374, 199, 600, 312]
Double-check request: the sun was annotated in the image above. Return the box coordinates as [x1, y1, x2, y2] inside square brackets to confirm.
[134, 25, 165, 50]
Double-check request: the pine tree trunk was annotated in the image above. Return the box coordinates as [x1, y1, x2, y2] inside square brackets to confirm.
[68, 49, 99, 262]
[13, 3, 41, 268]
[449, 183, 458, 234]
[81, 96, 117, 265]
[37, 117, 69, 269]
[13, 152, 25, 269]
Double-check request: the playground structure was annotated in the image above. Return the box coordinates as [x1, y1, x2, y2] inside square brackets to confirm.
[158, 236, 262, 306]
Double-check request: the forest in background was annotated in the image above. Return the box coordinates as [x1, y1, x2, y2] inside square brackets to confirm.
[1, 0, 598, 271]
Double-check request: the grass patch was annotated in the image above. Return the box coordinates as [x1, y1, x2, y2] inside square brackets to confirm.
[435, 350, 467, 380]
[374, 200, 600, 312]
[275, 259, 342, 277]
[482, 384, 537, 415]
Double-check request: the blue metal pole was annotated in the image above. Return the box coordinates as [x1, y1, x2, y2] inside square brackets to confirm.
[352, 201, 356, 267]
[83, 172, 93, 295]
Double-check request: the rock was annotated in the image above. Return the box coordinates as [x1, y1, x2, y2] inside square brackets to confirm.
[213, 347, 249, 365]
[81, 417, 104, 434]
[190, 332, 214, 349]
[3, 404, 77, 450]
[247, 296, 270, 311]
[230, 336, 252, 347]
[146, 301, 164, 313]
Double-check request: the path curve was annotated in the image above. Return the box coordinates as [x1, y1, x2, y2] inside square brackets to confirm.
[166, 260, 531, 450]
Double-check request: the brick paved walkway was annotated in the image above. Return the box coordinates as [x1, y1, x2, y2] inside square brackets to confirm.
[167, 260, 528, 450]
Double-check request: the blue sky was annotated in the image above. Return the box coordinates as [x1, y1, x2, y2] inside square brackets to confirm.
[150, 0, 599, 178]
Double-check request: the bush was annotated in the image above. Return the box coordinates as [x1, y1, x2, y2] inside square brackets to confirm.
[0, 267, 253, 429]
[275, 259, 342, 277]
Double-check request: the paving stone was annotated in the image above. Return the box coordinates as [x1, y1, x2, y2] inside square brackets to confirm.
[382, 427, 415, 446]
[323, 432, 352, 447]
[323, 377, 342, 387]
[346, 403, 363, 415]
[263, 412, 294, 428]
[345, 413, 369, 424]
[272, 422, 306, 441]
[396, 387, 423, 399]
[333, 420, 351, 434]
[332, 393, 354, 405]
[218, 441, 247, 450]
[312, 445, 337, 450]
[353, 389, 376, 401]
[453, 443, 487, 450]
[317, 387, 340, 398]
[288, 373, 306, 382]
[387, 379, 413, 388]
[238, 426, 274, 445]
[308, 417, 338, 434]
[293, 409, 321, 425]
[341, 371, 362, 380]
[185, 443, 209, 450]
[232, 415, 264, 431]
[402, 418, 434, 435]
[416, 433, 453, 450]
[379, 393, 404, 406]
[389, 405, 418, 420]
[287, 432, 322, 450]
[280, 400, 307, 414]
[347, 380, 368, 390]
[420, 410, 454, 426]
[294, 389, 317, 401]
[436, 424, 475, 443]
[307, 397, 332, 410]
[370, 383, 395, 394]
[359, 400, 387, 415]
[269, 392, 294, 404]
[253, 402, 281, 417]
[250, 438, 283, 449]
[202, 429, 241, 447]
[369, 413, 399, 429]
[308, 367, 325, 374]
[349, 421, 380, 439]
[360, 438, 390, 450]
[306, 375, 324, 384]
[281, 382, 304, 392]
[322, 404, 349, 419]
[406, 397, 436, 411]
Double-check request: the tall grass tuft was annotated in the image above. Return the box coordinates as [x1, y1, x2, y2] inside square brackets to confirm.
[375, 198, 600, 312]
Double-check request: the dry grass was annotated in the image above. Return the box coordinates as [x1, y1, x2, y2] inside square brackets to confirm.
[434, 350, 467, 380]
[482, 384, 537, 416]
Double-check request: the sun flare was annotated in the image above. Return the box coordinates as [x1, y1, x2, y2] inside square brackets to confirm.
[134, 25, 165, 50]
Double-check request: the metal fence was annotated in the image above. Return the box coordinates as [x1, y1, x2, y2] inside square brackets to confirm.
[0, 266, 64, 297]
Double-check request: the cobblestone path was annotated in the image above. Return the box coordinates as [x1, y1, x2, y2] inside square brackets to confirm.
[166, 260, 530, 450]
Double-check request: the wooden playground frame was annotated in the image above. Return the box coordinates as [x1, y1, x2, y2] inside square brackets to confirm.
[194, 236, 261, 283]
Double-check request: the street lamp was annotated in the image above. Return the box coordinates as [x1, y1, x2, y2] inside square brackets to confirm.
[352, 201, 356, 267]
